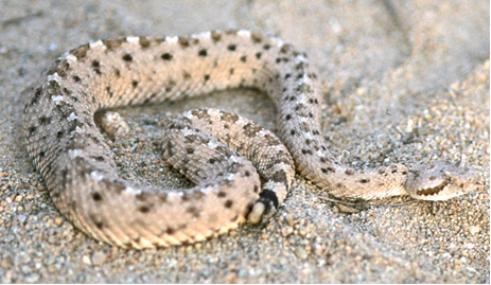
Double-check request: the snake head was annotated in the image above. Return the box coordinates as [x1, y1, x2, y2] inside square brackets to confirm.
[405, 161, 483, 201]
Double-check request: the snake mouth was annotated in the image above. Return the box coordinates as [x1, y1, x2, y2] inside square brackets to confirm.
[415, 178, 450, 196]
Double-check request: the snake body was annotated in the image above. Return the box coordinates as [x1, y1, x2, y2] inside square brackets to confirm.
[23, 30, 481, 249]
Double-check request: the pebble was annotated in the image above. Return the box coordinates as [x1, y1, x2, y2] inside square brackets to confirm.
[54, 217, 64, 226]
[295, 247, 309, 260]
[82, 255, 91, 265]
[91, 251, 107, 266]
[468, 225, 480, 234]
[24, 273, 40, 283]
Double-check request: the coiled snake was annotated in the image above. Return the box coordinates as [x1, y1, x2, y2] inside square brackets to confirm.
[23, 30, 481, 249]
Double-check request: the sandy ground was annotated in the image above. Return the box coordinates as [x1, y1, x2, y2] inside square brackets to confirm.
[0, 0, 489, 283]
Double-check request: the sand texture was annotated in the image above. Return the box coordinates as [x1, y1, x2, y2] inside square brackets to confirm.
[0, 0, 489, 283]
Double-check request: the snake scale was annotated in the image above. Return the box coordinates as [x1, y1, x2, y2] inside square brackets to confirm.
[23, 29, 481, 249]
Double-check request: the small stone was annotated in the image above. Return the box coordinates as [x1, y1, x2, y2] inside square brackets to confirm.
[54, 217, 64, 226]
[281, 226, 293, 237]
[20, 264, 32, 274]
[295, 247, 309, 260]
[91, 251, 107, 265]
[285, 214, 296, 227]
[469, 225, 480, 234]
[82, 255, 91, 265]
[1, 256, 14, 269]
[24, 273, 40, 283]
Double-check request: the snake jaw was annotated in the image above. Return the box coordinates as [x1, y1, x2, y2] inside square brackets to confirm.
[405, 161, 482, 201]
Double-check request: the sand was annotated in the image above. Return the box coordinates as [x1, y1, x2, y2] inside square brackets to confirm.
[0, 0, 489, 283]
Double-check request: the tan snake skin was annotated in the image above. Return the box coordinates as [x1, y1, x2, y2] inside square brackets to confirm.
[22, 30, 482, 249]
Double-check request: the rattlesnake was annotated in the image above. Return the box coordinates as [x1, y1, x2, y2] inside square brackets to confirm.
[23, 29, 481, 249]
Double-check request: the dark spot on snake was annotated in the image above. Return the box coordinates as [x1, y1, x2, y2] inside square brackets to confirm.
[39, 116, 51, 125]
[229, 68, 235, 75]
[251, 32, 262, 43]
[198, 49, 207, 57]
[345, 169, 354, 176]
[138, 36, 151, 48]
[263, 44, 271, 50]
[183, 71, 191, 80]
[227, 44, 237, 51]
[221, 112, 239, 123]
[91, 192, 102, 202]
[308, 98, 319, 104]
[301, 149, 312, 155]
[211, 31, 222, 42]
[186, 206, 200, 218]
[70, 44, 89, 60]
[244, 170, 251, 177]
[359, 178, 370, 184]
[224, 200, 234, 208]
[280, 44, 291, 54]
[178, 36, 190, 48]
[253, 185, 259, 193]
[240, 55, 247, 62]
[102, 38, 123, 50]
[204, 74, 210, 82]
[131, 80, 139, 88]
[285, 114, 291, 120]
[166, 227, 175, 235]
[105, 86, 113, 98]
[138, 205, 150, 213]
[122, 53, 133, 62]
[186, 147, 194, 154]
[243, 123, 261, 137]
[217, 191, 227, 198]
[429, 176, 436, 180]
[72, 75, 81, 82]
[92, 156, 105, 162]
[255, 52, 262, 59]
[272, 170, 287, 184]
[91, 60, 100, 72]
[161, 53, 173, 61]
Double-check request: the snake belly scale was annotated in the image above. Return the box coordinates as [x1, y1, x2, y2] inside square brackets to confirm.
[23, 30, 481, 249]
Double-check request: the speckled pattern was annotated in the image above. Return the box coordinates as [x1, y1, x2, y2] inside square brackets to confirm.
[1, 0, 489, 283]
[23, 29, 482, 249]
